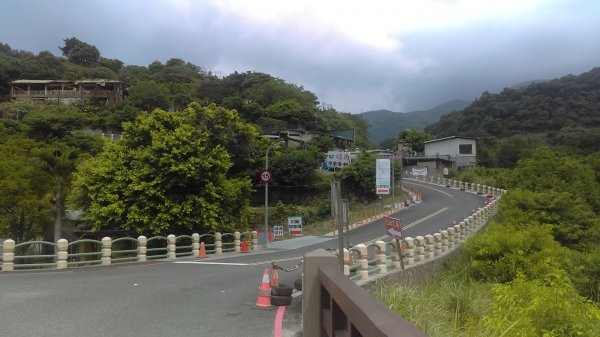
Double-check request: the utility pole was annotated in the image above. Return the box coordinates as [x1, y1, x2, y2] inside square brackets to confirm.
[263, 140, 284, 248]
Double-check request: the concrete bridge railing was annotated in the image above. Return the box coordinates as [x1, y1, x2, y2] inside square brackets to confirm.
[1, 230, 259, 271]
[303, 179, 505, 336]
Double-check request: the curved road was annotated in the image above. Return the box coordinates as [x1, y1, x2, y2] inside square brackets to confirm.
[0, 180, 484, 337]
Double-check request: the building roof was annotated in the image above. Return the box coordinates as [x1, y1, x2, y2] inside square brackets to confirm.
[11, 79, 124, 84]
[424, 136, 476, 144]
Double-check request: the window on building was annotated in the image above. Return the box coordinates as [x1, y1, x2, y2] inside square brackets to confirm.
[459, 144, 472, 154]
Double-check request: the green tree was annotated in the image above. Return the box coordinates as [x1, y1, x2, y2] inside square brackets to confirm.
[59, 37, 101, 67]
[0, 137, 52, 242]
[39, 146, 76, 242]
[337, 151, 377, 202]
[22, 104, 88, 142]
[127, 80, 171, 111]
[69, 104, 255, 235]
[270, 148, 322, 187]
[399, 129, 432, 153]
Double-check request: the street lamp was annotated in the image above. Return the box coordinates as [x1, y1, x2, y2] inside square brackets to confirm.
[264, 140, 284, 248]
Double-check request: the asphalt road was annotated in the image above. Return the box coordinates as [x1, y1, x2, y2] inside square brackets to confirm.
[0, 180, 484, 337]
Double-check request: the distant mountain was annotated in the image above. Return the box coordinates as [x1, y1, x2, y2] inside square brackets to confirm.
[360, 99, 470, 144]
[425, 67, 600, 142]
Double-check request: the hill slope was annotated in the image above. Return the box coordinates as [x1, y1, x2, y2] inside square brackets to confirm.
[360, 99, 470, 144]
[425, 67, 600, 140]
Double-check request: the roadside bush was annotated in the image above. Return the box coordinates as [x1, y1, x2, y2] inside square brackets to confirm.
[463, 223, 570, 283]
[483, 272, 600, 336]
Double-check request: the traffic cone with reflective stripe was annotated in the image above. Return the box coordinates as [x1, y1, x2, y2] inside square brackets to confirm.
[198, 242, 208, 258]
[270, 267, 279, 287]
[255, 268, 271, 307]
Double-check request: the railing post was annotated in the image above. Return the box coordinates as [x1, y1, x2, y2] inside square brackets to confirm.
[433, 233, 442, 256]
[468, 216, 476, 234]
[414, 236, 425, 262]
[234, 231, 241, 252]
[446, 227, 455, 249]
[454, 224, 463, 243]
[138, 236, 147, 262]
[390, 241, 401, 270]
[215, 232, 222, 254]
[440, 230, 449, 253]
[167, 234, 176, 260]
[424, 234, 435, 259]
[2, 239, 15, 271]
[101, 237, 111, 265]
[375, 241, 387, 274]
[343, 248, 351, 276]
[191, 233, 200, 258]
[461, 220, 470, 238]
[355, 244, 369, 280]
[404, 237, 414, 266]
[56, 239, 68, 269]
[251, 231, 258, 250]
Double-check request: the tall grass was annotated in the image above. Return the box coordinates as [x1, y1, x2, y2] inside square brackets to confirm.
[368, 253, 517, 337]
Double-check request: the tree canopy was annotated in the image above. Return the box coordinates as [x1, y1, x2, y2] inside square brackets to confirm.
[69, 104, 257, 235]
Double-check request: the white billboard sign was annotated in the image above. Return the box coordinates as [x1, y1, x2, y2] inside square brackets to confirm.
[376, 159, 391, 195]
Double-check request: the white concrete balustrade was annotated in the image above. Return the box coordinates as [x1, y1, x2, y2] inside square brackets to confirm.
[2, 230, 259, 271]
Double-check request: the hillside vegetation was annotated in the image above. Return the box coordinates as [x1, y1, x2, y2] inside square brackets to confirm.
[0, 38, 374, 241]
[425, 68, 600, 154]
[359, 99, 470, 145]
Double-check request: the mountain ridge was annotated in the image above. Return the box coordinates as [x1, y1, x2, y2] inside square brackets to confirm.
[359, 99, 471, 144]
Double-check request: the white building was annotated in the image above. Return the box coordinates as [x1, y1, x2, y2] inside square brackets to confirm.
[404, 136, 476, 177]
[424, 136, 476, 168]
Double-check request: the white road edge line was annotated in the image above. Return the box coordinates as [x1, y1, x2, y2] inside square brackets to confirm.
[173, 261, 249, 266]
[404, 180, 454, 197]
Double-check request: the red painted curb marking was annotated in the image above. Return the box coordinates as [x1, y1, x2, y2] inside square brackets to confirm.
[273, 305, 286, 337]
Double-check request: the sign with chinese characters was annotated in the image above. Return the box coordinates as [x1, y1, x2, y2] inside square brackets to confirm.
[287, 216, 303, 236]
[384, 216, 402, 240]
[376, 159, 391, 195]
[273, 225, 284, 238]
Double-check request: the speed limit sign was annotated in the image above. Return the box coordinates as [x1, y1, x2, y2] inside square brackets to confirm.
[259, 168, 272, 184]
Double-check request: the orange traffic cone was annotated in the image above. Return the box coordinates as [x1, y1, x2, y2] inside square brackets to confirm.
[255, 268, 271, 307]
[198, 242, 208, 258]
[270, 267, 279, 287]
[241, 241, 249, 253]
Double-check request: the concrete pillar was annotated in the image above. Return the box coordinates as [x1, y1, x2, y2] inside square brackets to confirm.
[355, 244, 369, 280]
[252, 231, 258, 250]
[343, 248, 351, 276]
[390, 240, 401, 270]
[234, 231, 241, 252]
[215, 232, 222, 254]
[302, 249, 338, 337]
[2, 239, 15, 271]
[167, 234, 176, 259]
[461, 220, 470, 238]
[101, 237, 111, 265]
[440, 230, 449, 253]
[476, 183, 482, 194]
[56, 239, 68, 269]
[415, 236, 426, 262]
[433, 233, 442, 256]
[447, 227, 455, 248]
[424, 235, 435, 259]
[375, 241, 387, 274]
[191, 233, 199, 258]
[454, 224, 463, 243]
[404, 237, 415, 266]
[138, 236, 147, 262]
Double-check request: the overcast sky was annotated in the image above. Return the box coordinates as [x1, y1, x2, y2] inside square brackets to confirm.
[1, 0, 599, 113]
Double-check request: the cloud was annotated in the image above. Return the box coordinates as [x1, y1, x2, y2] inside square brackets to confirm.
[1, 0, 599, 113]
